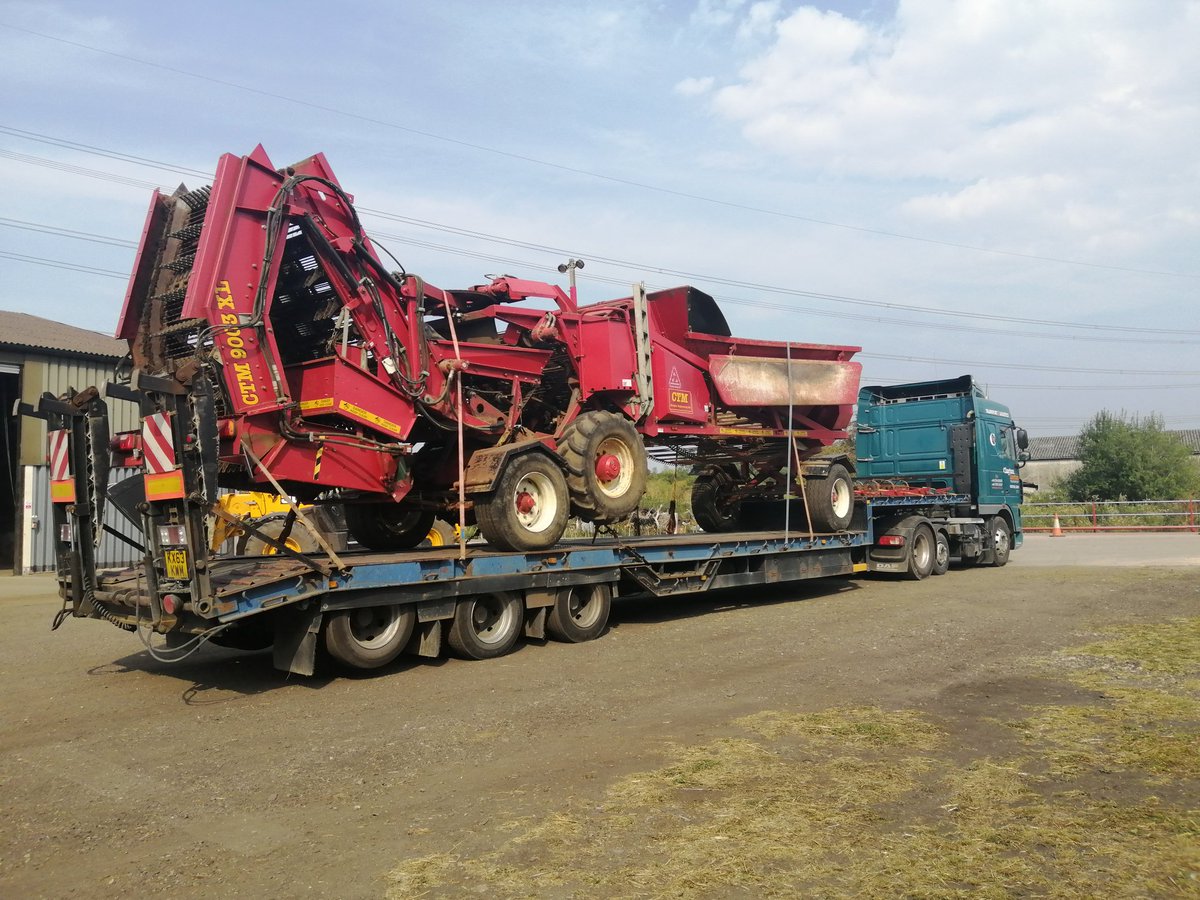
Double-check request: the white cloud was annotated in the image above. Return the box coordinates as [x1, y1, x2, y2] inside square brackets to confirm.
[675, 75, 716, 97]
[687, 0, 1200, 260]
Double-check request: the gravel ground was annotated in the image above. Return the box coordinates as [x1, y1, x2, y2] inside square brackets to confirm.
[1, 542, 1197, 898]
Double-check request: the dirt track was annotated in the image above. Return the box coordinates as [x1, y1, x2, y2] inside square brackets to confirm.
[1, 543, 1197, 898]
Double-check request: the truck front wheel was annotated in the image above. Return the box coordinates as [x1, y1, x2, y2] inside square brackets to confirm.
[989, 517, 1012, 567]
[324, 604, 415, 669]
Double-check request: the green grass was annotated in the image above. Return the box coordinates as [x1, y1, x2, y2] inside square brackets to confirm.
[388, 619, 1200, 898]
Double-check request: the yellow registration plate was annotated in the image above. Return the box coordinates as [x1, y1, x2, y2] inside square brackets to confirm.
[163, 549, 190, 580]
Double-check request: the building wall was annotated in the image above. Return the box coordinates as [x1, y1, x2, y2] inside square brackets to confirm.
[1023, 460, 1082, 490]
[25, 465, 143, 573]
[0, 349, 140, 573]
[14, 350, 139, 466]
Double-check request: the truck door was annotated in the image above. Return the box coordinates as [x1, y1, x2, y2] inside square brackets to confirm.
[979, 419, 1020, 508]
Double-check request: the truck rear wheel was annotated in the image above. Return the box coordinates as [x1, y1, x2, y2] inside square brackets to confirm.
[476, 453, 569, 551]
[324, 604, 415, 669]
[560, 411, 648, 523]
[547, 583, 611, 643]
[345, 503, 435, 551]
[447, 592, 524, 659]
[805, 463, 854, 532]
[932, 530, 950, 576]
[692, 468, 741, 533]
[906, 523, 936, 580]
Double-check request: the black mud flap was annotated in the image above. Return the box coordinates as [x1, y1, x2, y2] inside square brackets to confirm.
[272, 608, 323, 676]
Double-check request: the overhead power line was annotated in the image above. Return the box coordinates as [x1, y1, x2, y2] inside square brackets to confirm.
[1, 22, 1196, 280]
[4, 133, 1197, 340]
[0, 250, 126, 278]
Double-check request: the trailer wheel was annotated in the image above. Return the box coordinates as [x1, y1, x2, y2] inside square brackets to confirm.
[806, 463, 854, 532]
[547, 583, 612, 643]
[906, 523, 936, 580]
[448, 592, 524, 659]
[476, 453, 569, 552]
[692, 468, 741, 533]
[324, 604, 415, 669]
[932, 530, 950, 576]
[989, 517, 1012, 567]
[345, 503, 436, 551]
[560, 412, 648, 523]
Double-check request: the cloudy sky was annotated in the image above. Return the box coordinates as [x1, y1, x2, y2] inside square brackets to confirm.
[1, 0, 1197, 436]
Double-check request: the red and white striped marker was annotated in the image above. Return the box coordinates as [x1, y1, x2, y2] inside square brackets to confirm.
[141, 412, 186, 501]
[48, 429, 76, 503]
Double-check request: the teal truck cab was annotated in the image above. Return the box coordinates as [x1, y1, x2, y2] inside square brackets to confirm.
[855, 375, 1029, 576]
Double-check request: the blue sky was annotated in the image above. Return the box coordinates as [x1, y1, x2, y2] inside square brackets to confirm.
[0, 0, 1197, 436]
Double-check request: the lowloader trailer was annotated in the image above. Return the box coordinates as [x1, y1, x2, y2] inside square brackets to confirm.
[24, 374, 1028, 675]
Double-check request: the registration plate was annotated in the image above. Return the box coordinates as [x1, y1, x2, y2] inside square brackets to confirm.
[163, 549, 190, 580]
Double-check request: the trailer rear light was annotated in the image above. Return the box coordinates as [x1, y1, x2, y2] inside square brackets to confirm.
[158, 525, 187, 546]
[161, 593, 181, 615]
[111, 433, 141, 452]
[59, 524, 72, 543]
[878, 534, 906, 547]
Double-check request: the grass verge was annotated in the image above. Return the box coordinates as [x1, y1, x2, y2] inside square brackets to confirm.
[388, 619, 1200, 898]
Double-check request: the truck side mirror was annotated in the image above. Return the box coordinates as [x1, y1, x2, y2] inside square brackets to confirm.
[1015, 428, 1029, 450]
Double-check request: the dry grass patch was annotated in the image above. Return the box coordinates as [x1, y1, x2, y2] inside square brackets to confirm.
[388, 621, 1200, 898]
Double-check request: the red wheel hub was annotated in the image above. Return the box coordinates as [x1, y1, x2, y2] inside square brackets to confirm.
[515, 491, 536, 514]
[595, 453, 622, 482]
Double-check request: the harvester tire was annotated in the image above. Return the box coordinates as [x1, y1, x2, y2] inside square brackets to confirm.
[476, 452, 569, 551]
[559, 411, 648, 523]
[691, 467, 742, 533]
[324, 604, 415, 669]
[345, 503, 435, 551]
[805, 463, 854, 533]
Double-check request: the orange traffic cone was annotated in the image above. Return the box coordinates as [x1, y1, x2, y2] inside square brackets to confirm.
[1051, 515, 1064, 537]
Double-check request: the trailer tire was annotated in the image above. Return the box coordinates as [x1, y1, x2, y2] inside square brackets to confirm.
[932, 530, 950, 576]
[805, 463, 854, 532]
[345, 503, 436, 551]
[560, 412, 648, 523]
[324, 604, 415, 669]
[989, 517, 1012, 567]
[692, 468, 742, 533]
[448, 592, 524, 659]
[476, 453, 569, 551]
[906, 523, 936, 580]
[547, 583, 611, 643]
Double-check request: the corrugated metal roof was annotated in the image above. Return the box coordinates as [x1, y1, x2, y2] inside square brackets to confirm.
[1029, 430, 1200, 460]
[0, 310, 126, 359]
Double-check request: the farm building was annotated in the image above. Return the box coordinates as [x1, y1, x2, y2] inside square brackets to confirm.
[0, 311, 141, 574]
[1024, 430, 1200, 490]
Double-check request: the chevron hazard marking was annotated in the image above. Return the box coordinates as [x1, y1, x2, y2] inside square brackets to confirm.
[141, 413, 177, 474]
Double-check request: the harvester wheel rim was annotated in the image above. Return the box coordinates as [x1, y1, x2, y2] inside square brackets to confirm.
[512, 469, 558, 533]
[830, 476, 852, 519]
[594, 435, 635, 499]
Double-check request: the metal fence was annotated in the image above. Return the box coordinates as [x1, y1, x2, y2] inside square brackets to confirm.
[1023, 499, 1199, 533]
